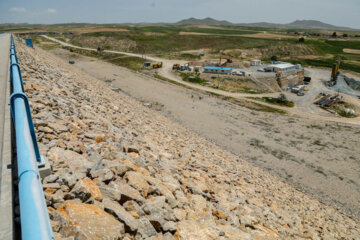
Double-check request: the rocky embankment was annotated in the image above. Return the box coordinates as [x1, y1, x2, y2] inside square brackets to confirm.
[16, 39, 360, 239]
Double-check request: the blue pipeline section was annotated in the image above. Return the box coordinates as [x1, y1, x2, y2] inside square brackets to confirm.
[10, 35, 54, 240]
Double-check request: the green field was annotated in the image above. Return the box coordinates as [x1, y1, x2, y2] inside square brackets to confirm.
[63, 47, 145, 71]
[7, 23, 360, 73]
[72, 31, 277, 54]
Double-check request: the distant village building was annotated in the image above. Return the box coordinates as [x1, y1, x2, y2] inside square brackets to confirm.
[251, 59, 261, 66]
[203, 66, 232, 74]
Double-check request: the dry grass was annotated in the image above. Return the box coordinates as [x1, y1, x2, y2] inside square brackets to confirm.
[241, 32, 298, 39]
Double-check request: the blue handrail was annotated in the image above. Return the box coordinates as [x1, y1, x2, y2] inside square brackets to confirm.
[9, 35, 54, 240]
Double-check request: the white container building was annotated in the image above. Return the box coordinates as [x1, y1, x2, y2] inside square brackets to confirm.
[265, 63, 297, 72]
[251, 59, 261, 66]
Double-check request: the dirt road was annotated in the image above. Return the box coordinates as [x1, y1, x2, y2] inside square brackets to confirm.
[0, 33, 10, 179]
[49, 48, 360, 220]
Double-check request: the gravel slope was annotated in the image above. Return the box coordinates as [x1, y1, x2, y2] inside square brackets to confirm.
[16, 38, 360, 239]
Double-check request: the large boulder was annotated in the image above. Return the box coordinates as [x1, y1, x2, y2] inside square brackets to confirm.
[48, 147, 93, 174]
[99, 180, 145, 204]
[137, 217, 157, 238]
[103, 199, 138, 232]
[55, 201, 124, 239]
[90, 168, 114, 183]
[173, 219, 219, 240]
[70, 177, 102, 201]
[124, 171, 150, 197]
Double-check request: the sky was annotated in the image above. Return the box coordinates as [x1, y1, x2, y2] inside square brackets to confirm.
[0, 0, 359, 28]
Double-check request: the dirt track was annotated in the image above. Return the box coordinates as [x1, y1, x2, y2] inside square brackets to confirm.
[48, 47, 360, 220]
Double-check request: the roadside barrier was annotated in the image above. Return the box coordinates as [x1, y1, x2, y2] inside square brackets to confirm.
[9, 35, 54, 240]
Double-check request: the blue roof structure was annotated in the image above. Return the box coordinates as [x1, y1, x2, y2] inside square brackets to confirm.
[204, 66, 232, 71]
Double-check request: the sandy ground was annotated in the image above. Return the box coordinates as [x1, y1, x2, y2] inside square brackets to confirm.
[343, 48, 360, 54]
[241, 32, 298, 39]
[48, 48, 360, 220]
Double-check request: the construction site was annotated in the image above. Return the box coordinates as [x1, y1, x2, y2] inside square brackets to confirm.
[1, 12, 360, 239]
[165, 54, 359, 118]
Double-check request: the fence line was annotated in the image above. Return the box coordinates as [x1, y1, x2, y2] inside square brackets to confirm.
[10, 35, 54, 240]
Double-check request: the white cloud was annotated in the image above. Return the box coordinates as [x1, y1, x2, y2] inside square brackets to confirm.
[47, 8, 57, 14]
[9, 8, 26, 13]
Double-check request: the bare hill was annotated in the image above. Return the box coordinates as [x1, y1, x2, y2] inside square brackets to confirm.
[175, 17, 233, 26]
[174, 18, 355, 30]
[239, 20, 354, 30]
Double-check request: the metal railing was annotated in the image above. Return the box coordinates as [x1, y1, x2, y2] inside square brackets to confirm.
[10, 35, 54, 240]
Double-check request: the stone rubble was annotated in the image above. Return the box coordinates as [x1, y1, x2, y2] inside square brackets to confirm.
[16, 39, 360, 239]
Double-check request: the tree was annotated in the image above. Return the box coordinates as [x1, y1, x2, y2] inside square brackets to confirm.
[270, 56, 278, 62]
[299, 37, 305, 42]
[343, 33, 348, 38]
[278, 93, 287, 103]
[332, 32, 337, 37]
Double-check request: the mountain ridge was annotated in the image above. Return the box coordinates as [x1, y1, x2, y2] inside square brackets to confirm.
[174, 17, 355, 30]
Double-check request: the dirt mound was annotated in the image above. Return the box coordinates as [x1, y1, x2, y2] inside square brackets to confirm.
[70, 35, 136, 52]
[331, 75, 360, 96]
[223, 43, 314, 59]
[344, 76, 360, 91]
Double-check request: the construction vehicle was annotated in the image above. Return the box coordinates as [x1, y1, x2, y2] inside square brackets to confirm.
[218, 57, 232, 66]
[194, 66, 201, 73]
[291, 85, 305, 93]
[153, 62, 163, 69]
[178, 63, 192, 71]
[172, 64, 180, 70]
[232, 71, 245, 76]
[184, 63, 192, 71]
[329, 60, 340, 85]
[143, 62, 152, 68]
[304, 76, 311, 85]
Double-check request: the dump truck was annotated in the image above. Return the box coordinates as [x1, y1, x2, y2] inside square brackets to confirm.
[153, 62, 163, 69]
[172, 64, 180, 70]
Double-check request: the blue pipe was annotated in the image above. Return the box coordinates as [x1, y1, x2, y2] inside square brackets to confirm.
[10, 35, 54, 240]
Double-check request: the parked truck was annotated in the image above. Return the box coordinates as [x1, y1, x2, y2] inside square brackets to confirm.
[153, 62, 163, 69]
